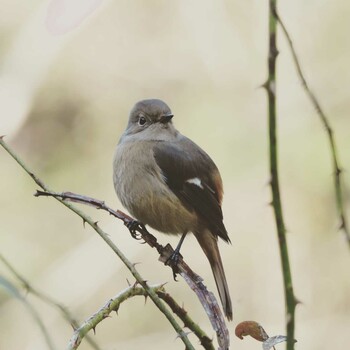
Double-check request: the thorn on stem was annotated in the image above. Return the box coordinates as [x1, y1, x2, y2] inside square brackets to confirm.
[160, 282, 168, 289]
[265, 177, 273, 187]
[259, 80, 269, 90]
[338, 219, 346, 231]
[294, 296, 303, 306]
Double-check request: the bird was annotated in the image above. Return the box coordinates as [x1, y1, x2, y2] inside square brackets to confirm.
[113, 99, 232, 320]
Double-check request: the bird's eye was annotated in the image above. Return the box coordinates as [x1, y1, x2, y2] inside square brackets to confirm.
[138, 116, 147, 126]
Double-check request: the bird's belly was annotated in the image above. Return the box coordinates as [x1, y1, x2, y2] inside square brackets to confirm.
[115, 173, 196, 234]
[129, 186, 197, 235]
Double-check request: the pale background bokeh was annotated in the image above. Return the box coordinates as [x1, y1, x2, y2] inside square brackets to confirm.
[1, 1, 350, 349]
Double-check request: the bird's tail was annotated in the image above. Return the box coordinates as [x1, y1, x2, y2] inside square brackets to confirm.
[195, 229, 233, 320]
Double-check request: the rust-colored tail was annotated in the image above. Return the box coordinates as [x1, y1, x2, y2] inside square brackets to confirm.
[195, 229, 232, 320]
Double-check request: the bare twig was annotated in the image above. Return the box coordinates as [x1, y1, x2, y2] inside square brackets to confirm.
[172, 257, 229, 350]
[67, 284, 164, 350]
[0, 253, 101, 350]
[1, 251, 216, 350]
[35, 190, 230, 350]
[68, 283, 216, 350]
[264, 1, 296, 349]
[1, 227, 217, 349]
[275, 11, 350, 248]
[0, 138, 195, 350]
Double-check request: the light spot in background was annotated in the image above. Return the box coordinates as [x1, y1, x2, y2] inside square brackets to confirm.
[46, 0, 104, 35]
[0, 4, 66, 138]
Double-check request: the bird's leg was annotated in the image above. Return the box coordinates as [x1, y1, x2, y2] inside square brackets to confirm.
[166, 232, 187, 280]
[171, 232, 187, 261]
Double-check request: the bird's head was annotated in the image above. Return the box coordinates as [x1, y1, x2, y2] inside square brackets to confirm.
[123, 99, 177, 140]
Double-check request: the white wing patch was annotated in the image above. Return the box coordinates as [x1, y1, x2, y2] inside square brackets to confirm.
[186, 177, 204, 189]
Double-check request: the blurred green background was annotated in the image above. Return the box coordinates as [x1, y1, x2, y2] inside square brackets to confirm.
[1, 1, 350, 349]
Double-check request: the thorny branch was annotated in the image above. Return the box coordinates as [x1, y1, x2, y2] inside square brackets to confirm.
[67, 285, 160, 350]
[35, 190, 230, 350]
[0, 137, 196, 350]
[67, 284, 161, 350]
[68, 283, 215, 350]
[275, 10, 350, 249]
[1, 244, 214, 350]
[156, 290, 214, 350]
[0, 137, 229, 350]
[265, 1, 296, 349]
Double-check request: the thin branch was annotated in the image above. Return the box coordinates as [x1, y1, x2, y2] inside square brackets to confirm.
[35, 190, 230, 350]
[265, 1, 296, 349]
[0, 137, 195, 350]
[67, 284, 164, 350]
[1, 254, 215, 350]
[0, 253, 101, 350]
[68, 283, 215, 350]
[275, 11, 350, 248]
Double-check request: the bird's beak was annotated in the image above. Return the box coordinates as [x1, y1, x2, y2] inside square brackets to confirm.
[160, 113, 174, 123]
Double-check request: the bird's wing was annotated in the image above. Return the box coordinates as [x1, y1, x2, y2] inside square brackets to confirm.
[153, 137, 230, 242]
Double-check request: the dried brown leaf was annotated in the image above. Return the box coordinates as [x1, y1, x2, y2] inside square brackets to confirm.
[235, 321, 269, 341]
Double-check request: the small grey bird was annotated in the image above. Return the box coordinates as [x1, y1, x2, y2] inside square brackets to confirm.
[113, 99, 232, 320]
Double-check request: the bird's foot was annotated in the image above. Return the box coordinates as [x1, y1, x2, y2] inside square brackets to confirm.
[125, 220, 144, 240]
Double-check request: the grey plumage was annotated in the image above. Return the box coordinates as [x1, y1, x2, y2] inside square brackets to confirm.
[113, 99, 233, 320]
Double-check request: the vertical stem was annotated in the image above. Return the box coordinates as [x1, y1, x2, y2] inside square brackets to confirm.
[267, 1, 296, 349]
[276, 14, 350, 249]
